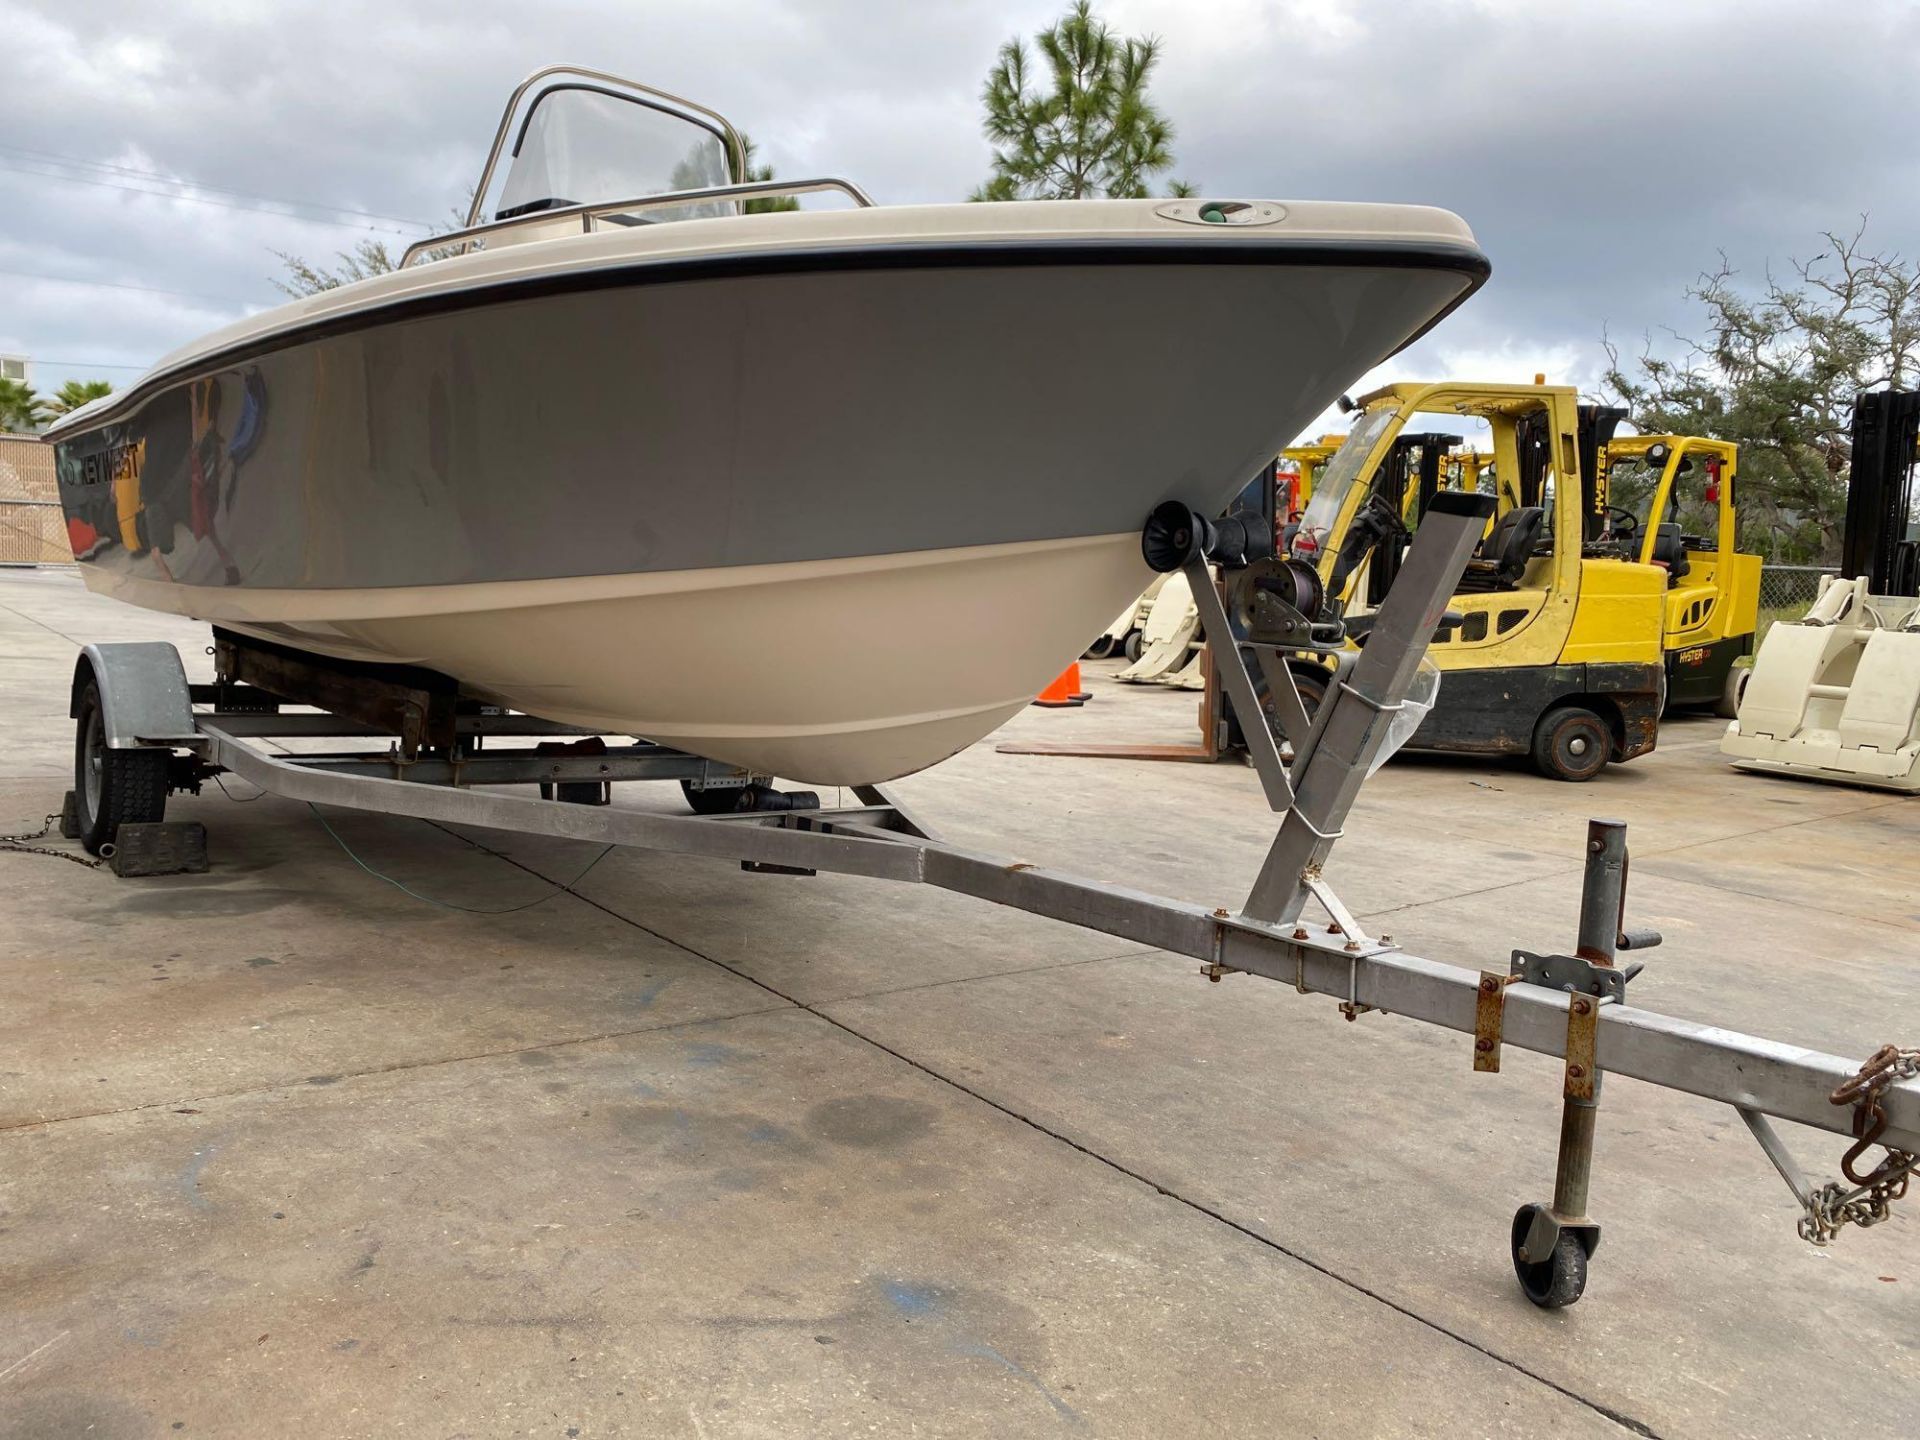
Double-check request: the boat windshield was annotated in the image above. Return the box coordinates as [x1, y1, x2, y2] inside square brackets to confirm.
[497, 83, 738, 224]
[1289, 407, 1398, 560]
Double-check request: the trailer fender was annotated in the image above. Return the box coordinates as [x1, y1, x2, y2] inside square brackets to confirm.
[71, 643, 196, 749]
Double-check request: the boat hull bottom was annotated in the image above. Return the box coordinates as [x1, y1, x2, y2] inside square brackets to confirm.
[84, 534, 1149, 785]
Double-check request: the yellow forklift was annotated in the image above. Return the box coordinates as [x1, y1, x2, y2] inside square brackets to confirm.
[1286, 380, 1670, 780]
[1595, 435, 1760, 714]
[1277, 435, 1344, 517]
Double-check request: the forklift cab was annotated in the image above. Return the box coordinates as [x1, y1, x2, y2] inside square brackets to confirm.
[1599, 435, 1760, 710]
[1288, 381, 1669, 779]
[1276, 436, 1344, 541]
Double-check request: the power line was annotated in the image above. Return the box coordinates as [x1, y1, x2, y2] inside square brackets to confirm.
[0, 158, 429, 235]
[0, 141, 436, 229]
[0, 265, 252, 308]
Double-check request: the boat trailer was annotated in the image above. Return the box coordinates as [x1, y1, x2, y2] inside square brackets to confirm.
[57, 493, 1918, 1309]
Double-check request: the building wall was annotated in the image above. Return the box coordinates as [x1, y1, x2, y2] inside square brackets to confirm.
[0, 434, 71, 564]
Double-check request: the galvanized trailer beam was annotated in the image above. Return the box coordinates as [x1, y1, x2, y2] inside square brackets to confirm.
[283, 749, 724, 786]
[197, 721, 922, 882]
[1243, 492, 1494, 924]
[914, 843, 1920, 1154]
[210, 716, 1920, 1153]
[201, 712, 618, 740]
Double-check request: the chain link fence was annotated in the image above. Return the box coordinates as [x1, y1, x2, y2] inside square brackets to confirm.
[1759, 564, 1839, 614]
[1756, 564, 1839, 645]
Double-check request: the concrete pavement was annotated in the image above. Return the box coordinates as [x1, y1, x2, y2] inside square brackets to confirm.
[1, 567, 1914, 1439]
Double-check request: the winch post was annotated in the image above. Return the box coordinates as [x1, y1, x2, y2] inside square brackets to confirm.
[1241, 492, 1494, 925]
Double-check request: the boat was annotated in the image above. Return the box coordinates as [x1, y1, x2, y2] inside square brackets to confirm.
[47, 65, 1490, 785]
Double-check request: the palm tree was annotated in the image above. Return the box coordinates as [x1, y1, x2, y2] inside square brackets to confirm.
[0, 377, 47, 433]
[46, 379, 114, 416]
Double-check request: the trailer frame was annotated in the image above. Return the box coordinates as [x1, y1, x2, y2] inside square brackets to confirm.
[62, 494, 1918, 1308]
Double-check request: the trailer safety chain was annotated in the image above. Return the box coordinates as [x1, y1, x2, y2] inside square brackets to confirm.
[1799, 1044, 1920, 1246]
[0, 815, 104, 870]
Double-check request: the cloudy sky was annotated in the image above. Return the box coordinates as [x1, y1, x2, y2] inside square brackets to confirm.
[3, 0, 1916, 435]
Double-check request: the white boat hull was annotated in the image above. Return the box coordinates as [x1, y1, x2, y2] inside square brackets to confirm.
[88, 533, 1147, 783]
[50, 199, 1489, 783]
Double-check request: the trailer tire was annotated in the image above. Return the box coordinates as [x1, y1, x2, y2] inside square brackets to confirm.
[1123, 630, 1145, 664]
[1531, 705, 1610, 782]
[72, 679, 169, 854]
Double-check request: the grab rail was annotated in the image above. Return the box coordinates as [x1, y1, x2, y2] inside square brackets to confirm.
[400, 177, 877, 269]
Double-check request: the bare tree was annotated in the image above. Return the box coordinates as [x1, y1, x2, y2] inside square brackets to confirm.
[1602, 221, 1920, 562]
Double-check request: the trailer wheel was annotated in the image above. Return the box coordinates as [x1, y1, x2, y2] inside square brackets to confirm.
[1511, 1208, 1588, 1308]
[1123, 630, 1145, 663]
[1084, 635, 1116, 660]
[72, 679, 169, 854]
[1531, 706, 1610, 782]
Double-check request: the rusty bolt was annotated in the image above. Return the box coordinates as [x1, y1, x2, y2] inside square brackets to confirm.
[1380, 934, 1393, 945]
[1327, 923, 1341, 935]
[1213, 907, 1230, 919]
[1572, 997, 1592, 1016]
[1480, 976, 1501, 994]
[1475, 1037, 1494, 1053]
[1292, 927, 1310, 940]
[1207, 972, 1221, 984]
[1568, 1063, 1586, 1079]
[1344, 940, 1362, 953]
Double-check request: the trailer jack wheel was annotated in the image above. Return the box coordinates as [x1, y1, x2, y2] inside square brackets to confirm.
[1510, 1204, 1590, 1309]
[72, 679, 170, 854]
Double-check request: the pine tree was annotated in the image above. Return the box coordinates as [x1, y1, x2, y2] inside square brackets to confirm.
[973, 1, 1191, 201]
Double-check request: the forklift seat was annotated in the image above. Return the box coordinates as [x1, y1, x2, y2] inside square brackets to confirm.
[1651, 523, 1691, 583]
[1456, 505, 1545, 592]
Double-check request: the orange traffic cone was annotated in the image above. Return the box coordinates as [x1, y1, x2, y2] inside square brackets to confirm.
[1033, 662, 1091, 708]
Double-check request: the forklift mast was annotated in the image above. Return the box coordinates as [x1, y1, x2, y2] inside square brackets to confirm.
[1367, 432, 1463, 604]
[1514, 404, 1627, 543]
[1840, 388, 1920, 597]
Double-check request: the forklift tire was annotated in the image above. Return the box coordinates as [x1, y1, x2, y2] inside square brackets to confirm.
[1289, 668, 1329, 722]
[1530, 705, 1610, 783]
[1123, 630, 1145, 664]
[1715, 665, 1750, 720]
[72, 679, 170, 854]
